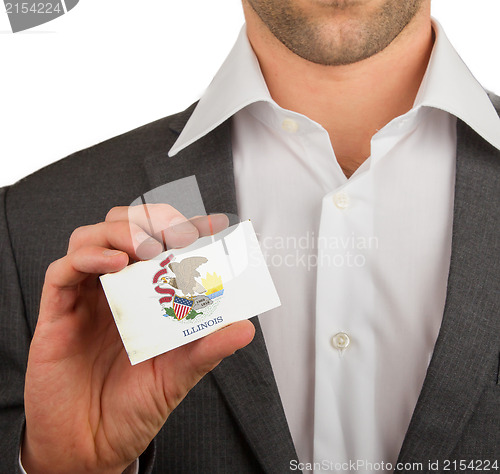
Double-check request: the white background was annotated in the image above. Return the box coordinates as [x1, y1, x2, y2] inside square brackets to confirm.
[0, 0, 499, 187]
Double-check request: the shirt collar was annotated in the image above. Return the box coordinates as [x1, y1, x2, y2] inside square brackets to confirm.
[414, 19, 500, 150]
[169, 20, 500, 157]
[169, 26, 272, 157]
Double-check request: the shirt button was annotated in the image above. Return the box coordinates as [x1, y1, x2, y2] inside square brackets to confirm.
[282, 118, 299, 133]
[333, 192, 350, 209]
[331, 332, 350, 350]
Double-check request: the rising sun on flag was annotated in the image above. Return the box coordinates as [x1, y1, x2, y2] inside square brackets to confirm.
[202, 272, 223, 295]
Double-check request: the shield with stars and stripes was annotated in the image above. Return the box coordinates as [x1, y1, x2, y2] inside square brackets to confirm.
[173, 295, 193, 320]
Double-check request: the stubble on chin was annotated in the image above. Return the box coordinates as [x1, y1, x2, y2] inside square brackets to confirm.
[245, 0, 425, 66]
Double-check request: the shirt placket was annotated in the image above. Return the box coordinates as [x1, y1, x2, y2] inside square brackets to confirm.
[313, 170, 377, 471]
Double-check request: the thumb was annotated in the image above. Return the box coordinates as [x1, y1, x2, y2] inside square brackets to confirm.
[154, 320, 255, 407]
[185, 320, 256, 373]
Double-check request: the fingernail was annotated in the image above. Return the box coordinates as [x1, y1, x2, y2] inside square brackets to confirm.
[170, 217, 197, 234]
[103, 249, 123, 257]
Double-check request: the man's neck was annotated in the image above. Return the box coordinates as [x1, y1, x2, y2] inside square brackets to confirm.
[244, 5, 434, 178]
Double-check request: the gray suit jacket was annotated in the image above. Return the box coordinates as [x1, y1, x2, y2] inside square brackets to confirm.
[0, 97, 499, 473]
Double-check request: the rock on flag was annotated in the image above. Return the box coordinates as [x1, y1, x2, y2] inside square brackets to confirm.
[4, 0, 79, 32]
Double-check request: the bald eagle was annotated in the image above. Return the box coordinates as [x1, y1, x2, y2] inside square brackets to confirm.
[162, 256, 208, 296]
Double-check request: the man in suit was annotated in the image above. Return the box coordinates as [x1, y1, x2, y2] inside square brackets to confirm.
[1, 0, 499, 472]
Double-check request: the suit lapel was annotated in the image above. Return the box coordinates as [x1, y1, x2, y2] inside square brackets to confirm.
[396, 119, 500, 467]
[211, 318, 299, 473]
[143, 104, 239, 220]
[143, 108, 298, 472]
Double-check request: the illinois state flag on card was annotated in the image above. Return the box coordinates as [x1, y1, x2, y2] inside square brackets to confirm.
[100, 220, 280, 365]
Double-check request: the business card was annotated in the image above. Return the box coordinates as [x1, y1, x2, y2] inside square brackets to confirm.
[100, 220, 280, 365]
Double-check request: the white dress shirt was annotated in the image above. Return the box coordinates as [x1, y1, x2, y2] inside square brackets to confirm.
[169, 20, 500, 473]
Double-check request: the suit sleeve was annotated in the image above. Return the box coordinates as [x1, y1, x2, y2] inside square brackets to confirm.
[0, 187, 31, 474]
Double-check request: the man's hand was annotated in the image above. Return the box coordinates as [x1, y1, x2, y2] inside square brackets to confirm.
[22, 205, 255, 474]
